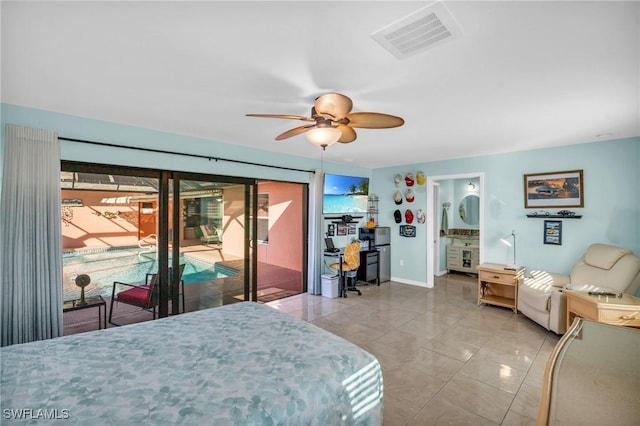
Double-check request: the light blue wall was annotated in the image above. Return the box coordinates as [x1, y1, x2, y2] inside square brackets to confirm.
[451, 177, 480, 230]
[0, 104, 370, 187]
[2, 104, 638, 288]
[373, 137, 640, 285]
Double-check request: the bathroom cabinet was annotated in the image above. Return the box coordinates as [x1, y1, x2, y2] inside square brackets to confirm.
[446, 245, 479, 274]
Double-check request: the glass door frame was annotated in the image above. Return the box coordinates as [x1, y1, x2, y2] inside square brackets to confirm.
[61, 162, 258, 318]
[170, 171, 258, 312]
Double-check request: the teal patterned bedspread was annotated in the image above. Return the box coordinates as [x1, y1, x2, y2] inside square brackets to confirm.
[1, 302, 383, 425]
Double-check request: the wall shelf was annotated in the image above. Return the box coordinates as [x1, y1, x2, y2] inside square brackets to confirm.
[526, 214, 582, 219]
[366, 197, 379, 226]
[325, 215, 363, 224]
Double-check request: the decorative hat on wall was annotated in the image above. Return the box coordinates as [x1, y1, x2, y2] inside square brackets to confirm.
[405, 209, 414, 224]
[394, 209, 402, 223]
[405, 173, 414, 186]
[405, 188, 414, 202]
[394, 191, 403, 205]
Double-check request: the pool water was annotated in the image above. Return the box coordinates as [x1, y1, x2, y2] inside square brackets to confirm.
[63, 249, 235, 301]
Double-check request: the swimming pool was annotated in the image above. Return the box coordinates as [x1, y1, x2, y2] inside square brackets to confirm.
[63, 248, 236, 301]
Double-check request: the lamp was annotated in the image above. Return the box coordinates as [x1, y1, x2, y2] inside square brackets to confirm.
[467, 182, 476, 191]
[306, 126, 341, 150]
[500, 230, 517, 270]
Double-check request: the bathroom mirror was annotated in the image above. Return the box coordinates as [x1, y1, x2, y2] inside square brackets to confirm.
[459, 194, 480, 226]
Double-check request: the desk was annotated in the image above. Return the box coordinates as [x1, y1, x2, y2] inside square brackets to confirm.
[565, 288, 640, 328]
[63, 295, 107, 330]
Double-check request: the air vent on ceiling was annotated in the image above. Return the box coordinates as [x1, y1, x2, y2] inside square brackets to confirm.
[371, 2, 462, 59]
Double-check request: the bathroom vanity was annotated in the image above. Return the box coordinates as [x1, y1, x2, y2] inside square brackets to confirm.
[446, 228, 479, 274]
[444, 188, 480, 274]
[447, 244, 479, 274]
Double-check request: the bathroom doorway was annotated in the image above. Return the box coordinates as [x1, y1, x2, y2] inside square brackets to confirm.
[426, 172, 484, 288]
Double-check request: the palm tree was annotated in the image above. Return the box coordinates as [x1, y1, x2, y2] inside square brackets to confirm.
[359, 180, 369, 194]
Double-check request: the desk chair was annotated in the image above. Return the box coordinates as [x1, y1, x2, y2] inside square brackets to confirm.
[330, 241, 362, 297]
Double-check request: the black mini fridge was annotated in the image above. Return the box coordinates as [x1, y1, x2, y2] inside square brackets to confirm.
[359, 227, 391, 282]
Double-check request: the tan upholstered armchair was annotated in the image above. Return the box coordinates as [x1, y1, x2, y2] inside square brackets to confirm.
[518, 243, 640, 334]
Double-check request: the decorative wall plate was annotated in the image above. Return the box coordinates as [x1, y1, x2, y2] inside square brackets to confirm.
[400, 225, 416, 237]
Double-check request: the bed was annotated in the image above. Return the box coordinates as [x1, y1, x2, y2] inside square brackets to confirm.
[1, 302, 383, 425]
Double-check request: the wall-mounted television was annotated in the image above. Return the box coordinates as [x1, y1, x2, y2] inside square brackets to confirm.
[323, 173, 369, 215]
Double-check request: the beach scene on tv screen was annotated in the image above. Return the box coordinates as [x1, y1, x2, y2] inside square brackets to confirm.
[323, 174, 368, 214]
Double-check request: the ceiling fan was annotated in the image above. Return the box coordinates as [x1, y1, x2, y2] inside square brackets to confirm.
[246, 93, 404, 148]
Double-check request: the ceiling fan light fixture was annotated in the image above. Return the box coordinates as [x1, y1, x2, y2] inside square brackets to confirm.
[246, 92, 403, 145]
[305, 127, 341, 149]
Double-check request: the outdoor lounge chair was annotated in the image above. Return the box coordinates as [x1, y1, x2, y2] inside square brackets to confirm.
[200, 224, 222, 246]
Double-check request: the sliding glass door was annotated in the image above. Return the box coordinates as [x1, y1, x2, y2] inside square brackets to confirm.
[169, 173, 258, 314]
[60, 162, 308, 334]
[60, 163, 257, 328]
[60, 166, 161, 305]
[253, 180, 306, 301]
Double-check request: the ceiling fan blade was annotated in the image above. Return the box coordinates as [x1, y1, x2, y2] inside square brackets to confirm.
[275, 124, 316, 140]
[336, 124, 357, 143]
[314, 93, 353, 119]
[246, 113, 314, 122]
[346, 112, 405, 129]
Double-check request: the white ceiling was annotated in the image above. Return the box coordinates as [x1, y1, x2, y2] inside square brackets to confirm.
[2, 1, 639, 168]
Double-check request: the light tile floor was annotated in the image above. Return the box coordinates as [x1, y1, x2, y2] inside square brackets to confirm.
[266, 273, 560, 425]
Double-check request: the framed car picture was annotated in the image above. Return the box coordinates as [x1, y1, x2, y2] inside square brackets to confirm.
[524, 170, 583, 208]
[543, 220, 562, 245]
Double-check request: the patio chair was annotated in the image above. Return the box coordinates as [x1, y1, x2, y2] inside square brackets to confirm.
[109, 273, 158, 326]
[199, 224, 222, 246]
[147, 263, 185, 314]
[109, 264, 185, 325]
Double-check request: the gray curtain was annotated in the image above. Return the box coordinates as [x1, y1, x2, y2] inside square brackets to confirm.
[307, 169, 323, 295]
[1, 124, 63, 346]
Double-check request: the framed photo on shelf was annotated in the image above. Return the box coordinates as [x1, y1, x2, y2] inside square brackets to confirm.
[327, 223, 335, 236]
[347, 223, 356, 235]
[543, 220, 562, 245]
[336, 223, 348, 236]
[523, 170, 583, 208]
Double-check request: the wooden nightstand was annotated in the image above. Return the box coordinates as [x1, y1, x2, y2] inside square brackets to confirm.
[565, 289, 640, 328]
[477, 263, 525, 313]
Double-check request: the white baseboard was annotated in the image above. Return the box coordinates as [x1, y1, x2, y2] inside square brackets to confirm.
[390, 276, 432, 288]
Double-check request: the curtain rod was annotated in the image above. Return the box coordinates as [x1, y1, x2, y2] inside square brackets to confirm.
[58, 137, 316, 174]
